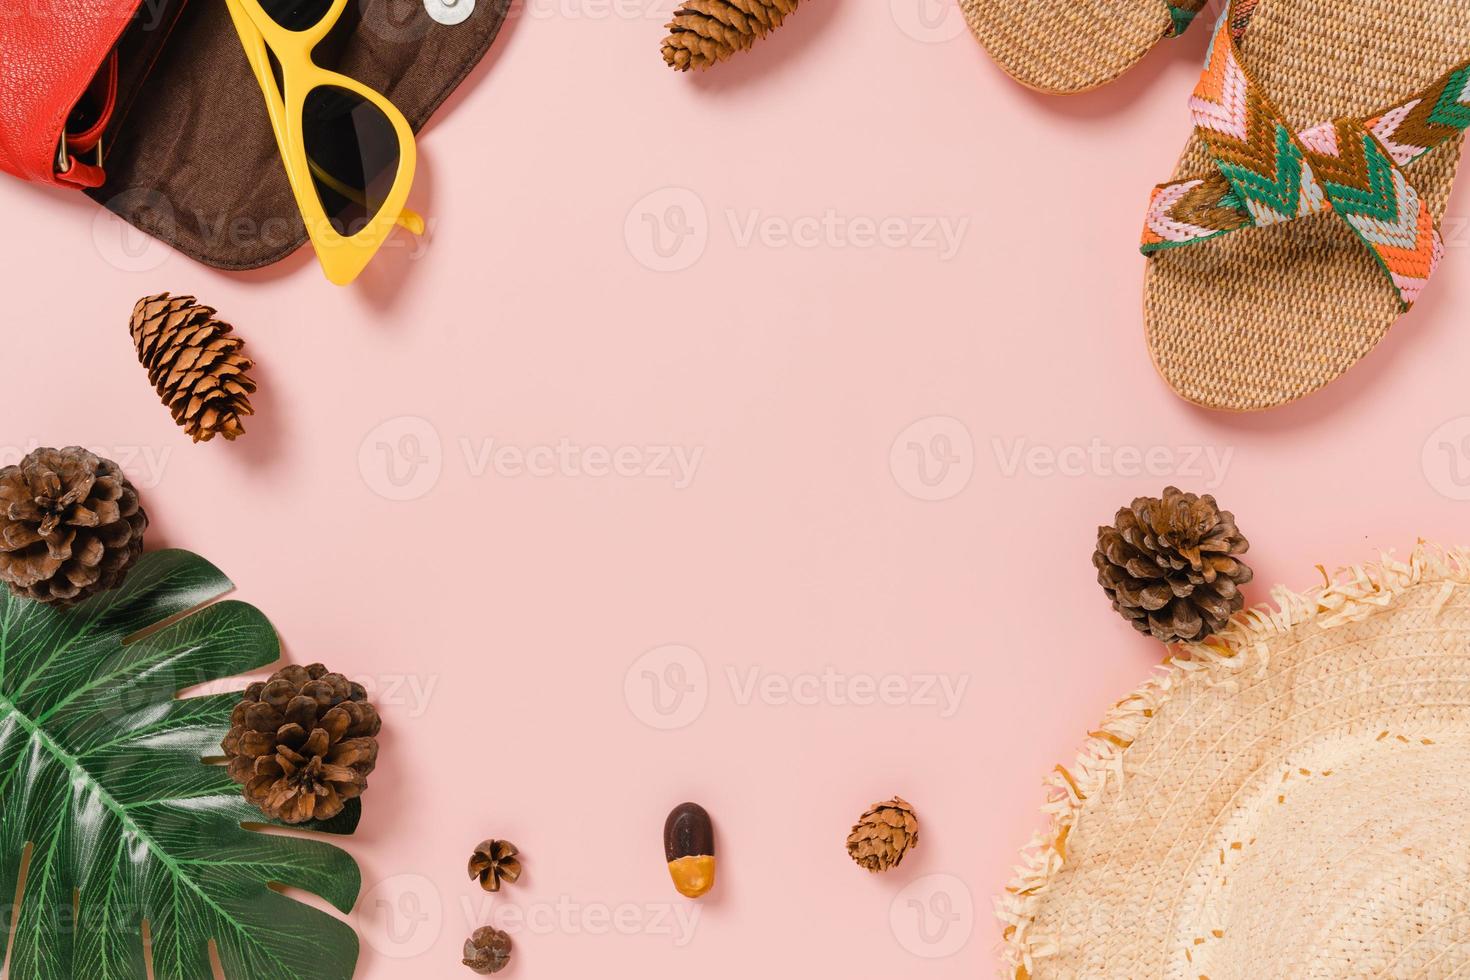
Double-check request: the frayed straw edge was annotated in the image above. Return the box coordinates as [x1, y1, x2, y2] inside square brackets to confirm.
[995, 541, 1470, 979]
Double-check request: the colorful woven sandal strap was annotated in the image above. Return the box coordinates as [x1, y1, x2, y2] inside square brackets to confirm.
[1164, 0, 1207, 38]
[1140, 3, 1470, 308]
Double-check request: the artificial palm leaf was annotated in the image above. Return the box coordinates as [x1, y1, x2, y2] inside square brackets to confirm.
[0, 549, 362, 979]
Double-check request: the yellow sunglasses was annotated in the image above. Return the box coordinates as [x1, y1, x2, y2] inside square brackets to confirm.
[223, 0, 425, 285]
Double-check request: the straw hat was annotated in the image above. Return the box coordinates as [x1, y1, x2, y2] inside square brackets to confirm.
[999, 544, 1470, 978]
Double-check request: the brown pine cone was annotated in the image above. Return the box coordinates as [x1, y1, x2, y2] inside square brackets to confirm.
[468, 839, 522, 892]
[662, 0, 799, 71]
[1093, 486, 1253, 644]
[222, 663, 381, 824]
[130, 293, 256, 443]
[846, 796, 918, 872]
[0, 447, 148, 606]
[463, 926, 512, 974]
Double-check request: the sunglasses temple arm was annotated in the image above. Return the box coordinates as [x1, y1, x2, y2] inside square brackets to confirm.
[307, 157, 425, 235]
[396, 207, 425, 235]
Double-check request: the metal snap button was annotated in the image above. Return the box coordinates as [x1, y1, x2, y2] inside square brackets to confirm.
[424, 0, 474, 25]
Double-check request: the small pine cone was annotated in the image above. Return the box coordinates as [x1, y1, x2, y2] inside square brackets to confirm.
[130, 293, 256, 443]
[1093, 486, 1253, 644]
[462, 926, 512, 974]
[222, 663, 381, 824]
[846, 796, 918, 873]
[468, 839, 522, 892]
[0, 447, 148, 606]
[662, 0, 799, 71]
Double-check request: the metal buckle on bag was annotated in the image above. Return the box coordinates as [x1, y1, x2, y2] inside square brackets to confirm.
[55, 135, 105, 176]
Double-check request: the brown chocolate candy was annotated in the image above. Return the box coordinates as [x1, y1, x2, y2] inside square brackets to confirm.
[664, 802, 715, 898]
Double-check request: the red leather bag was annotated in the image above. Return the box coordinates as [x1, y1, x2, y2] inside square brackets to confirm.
[0, 0, 509, 270]
[0, 0, 146, 189]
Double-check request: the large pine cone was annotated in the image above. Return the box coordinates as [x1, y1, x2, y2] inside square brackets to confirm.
[1093, 486, 1253, 644]
[846, 797, 919, 872]
[662, 0, 799, 71]
[223, 664, 381, 824]
[0, 447, 148, 606]
[131, 293, 256, 443]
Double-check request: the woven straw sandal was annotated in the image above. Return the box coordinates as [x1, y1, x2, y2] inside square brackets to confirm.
[1141, 0, 1470, 412]
[962, 0, 1209, 94]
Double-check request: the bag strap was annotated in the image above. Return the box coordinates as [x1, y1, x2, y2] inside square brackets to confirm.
[54, 54, 117, 189]
[1164, 0, 1209, 38]
[0, 0, 135, 188]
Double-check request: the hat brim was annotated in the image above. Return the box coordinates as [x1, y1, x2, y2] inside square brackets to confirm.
[1000, 544, 1470, 978]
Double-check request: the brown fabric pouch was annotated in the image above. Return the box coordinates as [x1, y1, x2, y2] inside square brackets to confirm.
[86, 0, 509, 270]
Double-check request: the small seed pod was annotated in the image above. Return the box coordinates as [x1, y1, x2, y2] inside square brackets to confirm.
[468, 839, 522, 892]
[462, 926, 512, 974]
[663, 802, 715, 898]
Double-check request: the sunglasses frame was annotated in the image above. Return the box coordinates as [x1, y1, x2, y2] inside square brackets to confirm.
[224, 0, 419, 285]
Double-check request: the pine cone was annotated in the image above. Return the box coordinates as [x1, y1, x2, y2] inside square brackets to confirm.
[1093, 486, 1253, 644]
[846, 796, 918, 872]
[462, 926, 512, 974]
[222, 663, 381, 824]
[130, 293, 256, 443]
[468, 839, 522, 892]
[0, 447, 148, 606]
[662, 0, 799, 71]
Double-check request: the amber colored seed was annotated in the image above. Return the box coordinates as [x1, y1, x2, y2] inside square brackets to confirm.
[664, 802, 715, 898]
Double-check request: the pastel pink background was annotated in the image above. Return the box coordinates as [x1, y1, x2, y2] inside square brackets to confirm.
[4, 0, 1470, 976]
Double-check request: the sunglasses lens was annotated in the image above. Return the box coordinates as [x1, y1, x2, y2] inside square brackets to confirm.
[256, 0, 334, 29]
[302, 86, 402, 236]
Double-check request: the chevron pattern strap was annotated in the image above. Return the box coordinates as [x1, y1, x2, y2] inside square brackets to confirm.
[1141, 6, 1469, 308]
[1165, 0, 1209, 38]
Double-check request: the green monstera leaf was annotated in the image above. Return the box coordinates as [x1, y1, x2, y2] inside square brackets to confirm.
[0, 549, 362, 979]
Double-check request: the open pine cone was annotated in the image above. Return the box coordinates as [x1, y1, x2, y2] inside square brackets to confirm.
[130, 293, 256, 443]
[468, 839, 522, 892]
[0, 447, 148, 606]
[662, 0, 799, 71]
[223, 664, 381, 824]
[463, 926, 513, 974]
[846, 796, 919, 873]
[1093, 486, 1253, 644]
